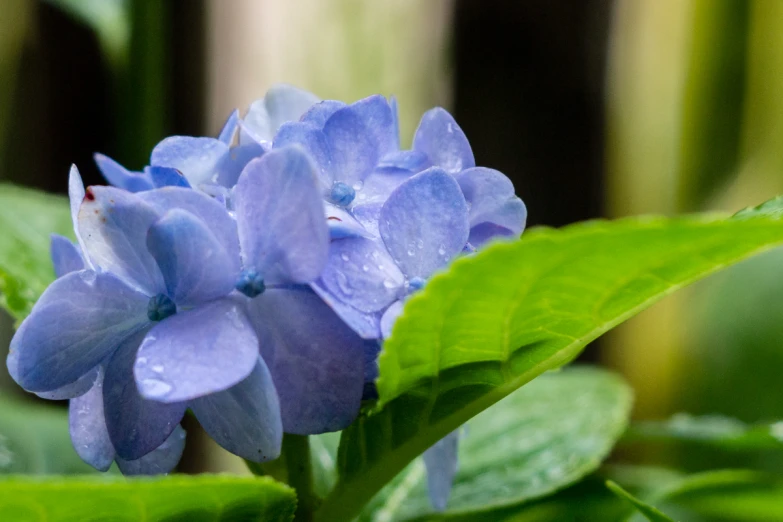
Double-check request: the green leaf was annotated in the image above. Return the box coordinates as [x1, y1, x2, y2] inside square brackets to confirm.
[0, 474, 296, 521]
[317, 209, 783, 522]
[0, 184, 72, 322]
[360, 367, 633, 521]
[606, 481, 676, 522]
[0, 393, 99, 475]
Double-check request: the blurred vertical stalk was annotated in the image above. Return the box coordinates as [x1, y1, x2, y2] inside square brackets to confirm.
[0, 0, 32, 175]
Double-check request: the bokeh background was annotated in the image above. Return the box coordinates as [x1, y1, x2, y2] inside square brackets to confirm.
[2, 0, 783, 477]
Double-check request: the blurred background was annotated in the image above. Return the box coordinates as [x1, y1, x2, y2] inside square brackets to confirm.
[1, 0, 783, 477]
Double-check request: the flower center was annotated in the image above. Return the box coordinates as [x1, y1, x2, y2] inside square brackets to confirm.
[236, 269, 266, 298]
[330, 182, 356, 207]
[147, 294, 177, 322]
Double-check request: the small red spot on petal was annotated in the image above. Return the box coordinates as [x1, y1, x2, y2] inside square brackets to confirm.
[94, 209, 99, 214]
[84, 188, 95, 201]
[327, 216, 343, 222]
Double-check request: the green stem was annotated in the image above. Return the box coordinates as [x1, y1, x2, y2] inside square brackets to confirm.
[283, 434, 318, 522]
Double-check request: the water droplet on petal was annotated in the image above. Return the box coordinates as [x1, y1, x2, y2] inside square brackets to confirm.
[141, 378, 173, 399]
[352, 181, 364, 190]
[417, 239, 424, 249]
[362, 264, 369, 272]
[407, 249, 415, 257]
[151, 364, 164, 373]
[137, 357, 147, 365]
[336, 271, 353, 296]
[438, 245, 447, 256]
[340, 253, 350, 262]
[383, 279, 396, 290]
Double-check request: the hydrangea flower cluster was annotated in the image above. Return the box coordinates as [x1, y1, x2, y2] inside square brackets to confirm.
[6, 85, 526, 509]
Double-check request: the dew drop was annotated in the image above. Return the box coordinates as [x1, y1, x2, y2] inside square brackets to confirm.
[141, 378, 173, 398]
[417, 239, 424, 249]
[340, 253, 350, 262]
[362, 264, 369, 272]
[137, 357, 147, 365]
[336, 271, 353, 296]
[383, 279, 396, 289]
[437, 245, 446, 256]
[407, 249, 415, 257]
[151, 364, 164, 373]
[352, 181, 364, 190]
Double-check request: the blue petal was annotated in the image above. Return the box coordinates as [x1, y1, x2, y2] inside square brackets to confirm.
[310, 281, 382, 340]
[146, 166, 192, 189]
[150, 136, 229, 187]
[146, 209, 238, 306]
[69, 367, 115, 471]
[37, 365, 97, 400]
[300, 100, 347, 128]
[68, 166, 93, 268]
[218, 109, 240, 145]
[319, 237, 404, 313]
[190, 357, 282, 462]
[379, 169, 470, 279]
[104, 329, 187, 460]
[322, 108, 379, 186]
[241, 84, 320, 144]
[413, 108, 475, 174]
[235, 147, 329, 284]
[360, 171, 415, 206]
[390, 96, 401, 150]
[116, 425, 186, 476]
[273, 122, 333, 188]
[380, 299, 404, 340]
[468, 223, 518, 247]
[453, 167, 527, 245]
[78, 186, 165, 295]
[215, 142, 266, 188]
[423, 431, 460, 511]
[51, 234, 84, 278]
[325, 203, 371, 239]
[12, 270, 148, 392]
[134, 298, 259, 402]
[248, 288, 364, 434]
[351, 202, 383, 238]
[349, 95, 397, 157]
[93, 154, 154, 192]
[137, 187, 240, 264]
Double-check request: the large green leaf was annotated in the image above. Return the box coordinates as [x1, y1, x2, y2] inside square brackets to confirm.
[316, 208, 783, 521]
[0, 184, 72, 322]
[360, 367, 632, 521]
[0, 474, 296, 521]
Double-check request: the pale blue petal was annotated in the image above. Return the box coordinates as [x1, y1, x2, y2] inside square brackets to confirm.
[78, 186, 165, 295]
[349, 95, 397, 157]
[310, 281, 382, 340]
[241, 84, 320, 144]
[323, 108, 378, 185]
[150, 136, 229, 187]
[190, 358, 282, 462]
[248, 288, 364, 434]
[351, 202, 383, 238]
[218, 109, 240, 145]
[93, 154, 154, 192]
[390, 96, 401, 150]
[325, 203, 371, 239]
[12, 270, 148, 392]
[69, 367, 115, 471]
[319, 237, 404, 313]
[413, 108, 475, 174]
[379, 169, 469, 279]
[235, 147, 329, 284]
[37, 366, 97, 400]
[380, 299, 404, 340]
[146, 209, 238, 306]
[273, 122, 333, 188]
[68, 166, 93, 268]
[360, 170, 415, 206]
[116, 425, 186, 476]
[146, 166, 191, 189]
[104, 329, 187, 460]
[134, 299, 258, 402]
[215, 142, 266, 188]
[377, 150, 430, 173]
[51, 234, 84, 278]
[423, 431, 460, 511]
[300, 100, 346, 128]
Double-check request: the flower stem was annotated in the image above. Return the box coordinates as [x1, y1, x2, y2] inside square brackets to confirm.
[283, 434, 318, 522]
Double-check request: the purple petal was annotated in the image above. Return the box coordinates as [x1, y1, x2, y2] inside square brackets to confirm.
[146, 166, 192, 189]
[351, 203, 383, 238]
[423, 431, 460, 511]
[319, 237, 404, 313]
[78, 186, 165, 295]
[190, 357, 282, 462]
[242, 84, 320, 144]
[360, 170, 415, 206]
[349, 95, 397, 157]
[146, 209, 238, 306]
[300, 100, 347, 128]
[68, 166, 93, 268]
[377, 150, 430, 173]
[104, 329, 187, 460]
[215, 142, 266, 188]
[235, 147, 329, 284]
[390, 96, 401, 150]
[310, 281, 382, 340]
[93, 154, 154, 192]
[218, 109, 240, 145]
[116, 425, 186, 475]
[11, 270, 148, 392]
[137, 187, 240, 263]
[150, 136, 229, 187]
[323, 108, 379, 186]
[51, 234, 84, 278]
[69, 367, 115, 471]
[380, 299, 404, 340]
[379, 169, 470, 279]
[273, 122, 333, 188]
[413, 108, 475, 174]
[325, 203, 371, 239]
[469, 223, 518, 247]
[248, 288, 364, 434]
[37, 366, 98, 400]
[134, 299, 259, 402]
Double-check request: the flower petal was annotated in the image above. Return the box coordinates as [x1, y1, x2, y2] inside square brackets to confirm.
[116, 425, 186, 476]
[310, 281, 382, 340]
[241, 84, 320, 144]
[150, 136, 229, 187]
[51, 234, 84, 278]
[12, 270, 148, 392]
[379, 169, 469, 279]
[218, 109, 240, 145]
[37, 366, 97, 400]
[300, 100, 347, 128]
[214, 142, 266, 188]
[235, 147, 329, 284]
[134, 299, 258, 402]
[78, 186, 165, 295]
[273, 122, 333, 188]
[146, 166, 192, 189]
[349, 95, 397, 157]
[104, 329, 187, 460]
[413, 108, 475, 174]
[319, 237, 404, 313]
[248, 288, 364, 434]
[93, 154, 154, 192]
[324, 203, 371, 239]
[146, 209, 238, 306]
[190, 357, 282, 462]
[453, 167, 527, 243]
[69, 166, 93, 268]
[380, 299, 404, 340]
[423, 431, 460, 512]
[69, 367, 115, 471]
[322, 107, 379, 185]
[377, 150, 430, 173]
